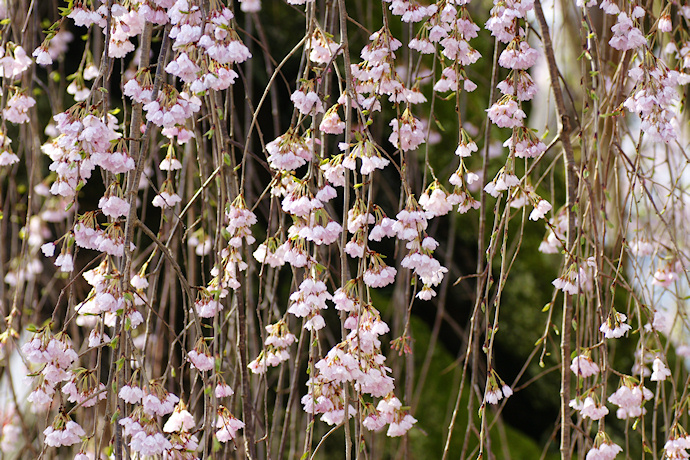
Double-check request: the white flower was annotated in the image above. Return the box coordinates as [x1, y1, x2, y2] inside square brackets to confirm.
[600, 311, 632, 338]
[163, 405, 196, 433]
[41, 242, 56, 257]
[650, 357, 671, 381]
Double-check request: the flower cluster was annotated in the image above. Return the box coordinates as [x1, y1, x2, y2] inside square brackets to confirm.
[570, 353, 600, 378]
[248, 320, 297, 374]
[623, 54, 687, 144]
[42, 106, 121, 198]
[44, 415, 86, 448]
[586, 431, 623, 460]
[287, 276, 331, 331]
[484, 369, 513, 405]
[607, 377, 653, 419]
[216, 406, 244, 443]
[23, 330, 78, 413]
[600, 310, 632, 339]
[570, 395, 609, 420]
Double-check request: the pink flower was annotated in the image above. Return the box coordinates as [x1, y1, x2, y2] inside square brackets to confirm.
[609, 13, 646, 51]
[419, 187, 453, 216]
[290, 88, 324, 115]
[389, 111, 425, 152]
[216, 408, 244, 442]
[484, 169, 520, 197]
[119, 384, 144, 404]
[608, 381, 653, 418]
[344, 240, 366, 258]
[363, 264, 397, 288]
[194, 291, 223, 318]
[152, 191, 182, 208]
[3, 92, 35, 123]
[570, 355, 600, 377]
[44, 420, 85, 447]
[319, 106, 345, 134]
[497, 70, 538, 101]
[142, 390, 179, 417]
[239, 0, 261, 12]
[165, 52, 200, 83]
[498, 39, 539, 70]
[652, 261, 681, 287]
[586, 440, 622, 460]
[663, 435, 690, 458]
[387, 414, 417, 437]
[188, 349, 215, 372]
[266, 129, 313, 171]
[163, 403, 196, 432]
[98, 195, 130, 218]
[215, 383, 235, 398]
[658, 14, 672, 33]
[129, 431, 172, 456]
[440, 36, 481, 65]
[307, 29, 340, 64]
[580, 396, 609, 420]
[487, 97, 526, 128]
[369, 217, 397, 241]
[28, 385, 55, 412]
[409, 38, 435, 54]
[68, 5, 103, 28]
[288, 277, 331, 329]
[0, 45, 32, 79]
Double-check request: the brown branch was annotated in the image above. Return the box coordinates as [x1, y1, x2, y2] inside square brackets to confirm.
[533, 1, 579, 459]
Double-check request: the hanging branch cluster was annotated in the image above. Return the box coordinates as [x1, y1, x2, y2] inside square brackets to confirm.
[0, 0, 687, 459]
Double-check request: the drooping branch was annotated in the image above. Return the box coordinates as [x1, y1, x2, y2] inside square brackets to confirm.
[533, 1, 579, 459]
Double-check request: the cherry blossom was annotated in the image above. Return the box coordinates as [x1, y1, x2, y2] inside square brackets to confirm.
[651, 357, 671, 381]
[215, 407, 244, 442]
[600, 311, 632, 339]
[570, 354, 600, 377]
[586, 431, 623, 460]
[44, 419, 86, 447]
[389, 109, 425, 151]
[608, 378, 653, 419]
